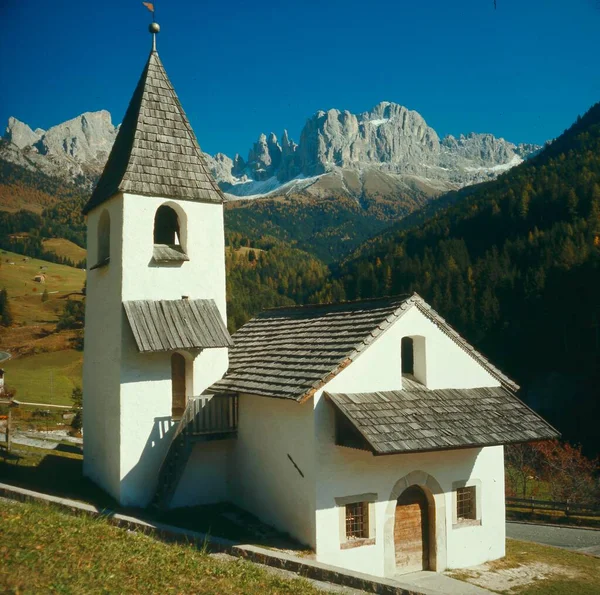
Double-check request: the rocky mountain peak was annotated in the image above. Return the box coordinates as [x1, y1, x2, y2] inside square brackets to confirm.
[4, 117, 44, 149]
[2, 110, 118, 183]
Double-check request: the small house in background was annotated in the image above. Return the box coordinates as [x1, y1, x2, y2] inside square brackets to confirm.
[82, 23, 559, 581]
[33, 274, 46, 283]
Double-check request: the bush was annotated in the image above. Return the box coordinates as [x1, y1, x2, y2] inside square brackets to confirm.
[71, 386, 83, 432]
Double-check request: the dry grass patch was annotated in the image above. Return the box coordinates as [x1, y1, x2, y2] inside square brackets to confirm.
[0, 499, 323, 594]
[2, 349, 82, 405]
[42, 238, 87, 263]
[448, 539, 600, 594]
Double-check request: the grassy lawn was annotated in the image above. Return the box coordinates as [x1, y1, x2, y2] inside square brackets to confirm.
[42, 238, 87, 264]
[0, 445, 303, 547]
[0, 499, 321, 594]
[449, 539, 600, 594]
[2, 349, 82, 405]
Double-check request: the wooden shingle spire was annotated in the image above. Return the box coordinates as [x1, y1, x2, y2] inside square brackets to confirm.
[83, 35, 223, 214]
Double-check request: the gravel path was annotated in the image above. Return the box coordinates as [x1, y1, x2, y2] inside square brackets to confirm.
[507, 521, 600, 556]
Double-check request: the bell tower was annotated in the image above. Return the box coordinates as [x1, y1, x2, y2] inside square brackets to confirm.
[82, 22, 231, 507]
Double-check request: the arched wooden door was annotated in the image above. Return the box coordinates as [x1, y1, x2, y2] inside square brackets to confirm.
[171, 353, 186, 418]
[394, 485, 430, 572]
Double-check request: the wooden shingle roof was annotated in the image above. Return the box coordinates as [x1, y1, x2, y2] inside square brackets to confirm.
[83, 50, 223, 214]
[124, 299, 232, 353]
[327, 388, 559, 455]
[209, 293, 518, 402]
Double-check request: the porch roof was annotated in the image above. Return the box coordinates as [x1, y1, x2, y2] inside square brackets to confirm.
[326, 387, 559, 455]
[123, 298, 232, 353]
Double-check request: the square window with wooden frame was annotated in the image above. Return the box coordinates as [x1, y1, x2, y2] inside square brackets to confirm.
[456, 486, 476, 521]
[345, 501, 369, 540]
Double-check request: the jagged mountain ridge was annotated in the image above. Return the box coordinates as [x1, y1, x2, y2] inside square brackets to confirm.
[209, 101, 541, 199]
[2, 102, 541, 201]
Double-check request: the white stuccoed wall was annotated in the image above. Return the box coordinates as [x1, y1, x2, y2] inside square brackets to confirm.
[83, 195, 124, 501]
[229, 393, 317, 548]
[170, 439, 234, 508]
[84, 192, 228, 508]
[307, 305, 505, 576]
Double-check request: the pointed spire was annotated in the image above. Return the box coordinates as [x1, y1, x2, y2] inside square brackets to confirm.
[84, 49, 223, 214]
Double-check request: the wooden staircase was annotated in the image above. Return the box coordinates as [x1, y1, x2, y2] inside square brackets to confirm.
[153, 393, 238, 509]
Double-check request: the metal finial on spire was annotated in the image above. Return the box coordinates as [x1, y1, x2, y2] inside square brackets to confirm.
[149, 22, 160, 52]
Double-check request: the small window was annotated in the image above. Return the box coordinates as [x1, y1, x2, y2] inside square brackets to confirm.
[401, 336, 414, 375]
[456, 486, 476, 521]
[345, 501, 369, 540]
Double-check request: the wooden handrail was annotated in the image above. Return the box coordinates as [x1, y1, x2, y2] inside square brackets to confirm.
[153, 392, 238, 509]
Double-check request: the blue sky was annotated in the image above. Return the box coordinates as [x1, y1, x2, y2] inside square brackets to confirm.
[1, 0, 599, 157]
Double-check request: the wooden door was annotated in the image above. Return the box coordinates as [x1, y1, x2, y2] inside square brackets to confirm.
[171, 353, 186, 418]
[394, 485, 429, 573]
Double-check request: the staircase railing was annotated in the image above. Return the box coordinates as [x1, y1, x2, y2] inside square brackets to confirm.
[153, 393, 238, 509]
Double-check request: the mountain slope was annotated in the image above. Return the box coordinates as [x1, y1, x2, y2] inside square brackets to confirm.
[336, 102, 600, 454]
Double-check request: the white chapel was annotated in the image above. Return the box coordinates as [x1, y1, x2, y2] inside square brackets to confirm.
[82, 24, 558, 578]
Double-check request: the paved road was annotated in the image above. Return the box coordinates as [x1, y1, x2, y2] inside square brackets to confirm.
[507, 521, 600, 556]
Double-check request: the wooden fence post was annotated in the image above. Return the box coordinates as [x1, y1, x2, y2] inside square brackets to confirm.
[5, 407, 10, 452]
[566, 498, 570, 517]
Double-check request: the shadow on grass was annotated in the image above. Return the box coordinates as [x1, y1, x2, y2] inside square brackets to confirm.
[0, 449, 307, 552]
[0, 451, 117, 509]
[55, 443, 83, 455]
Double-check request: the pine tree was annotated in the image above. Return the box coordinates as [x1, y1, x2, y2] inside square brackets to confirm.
[0, 288, 13, 327]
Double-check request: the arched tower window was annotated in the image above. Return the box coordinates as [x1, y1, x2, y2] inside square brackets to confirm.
[154, 205, 181, 245]
[152, 204, 189, 264]
[94, 209, 110, 269]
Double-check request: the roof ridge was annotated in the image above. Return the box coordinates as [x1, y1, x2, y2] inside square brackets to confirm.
[262, 293, 413, 313]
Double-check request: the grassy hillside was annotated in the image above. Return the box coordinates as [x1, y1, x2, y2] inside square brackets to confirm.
[0, 250, 85, 404]
[2, 349, 82, 405]
[224, 191, 432, 263]
[0, 499, 321, 594]
[0, 249, 84, 326]
[42, 238, 87, 264]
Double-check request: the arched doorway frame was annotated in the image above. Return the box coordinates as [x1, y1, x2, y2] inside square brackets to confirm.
[383, 470, 447, 576]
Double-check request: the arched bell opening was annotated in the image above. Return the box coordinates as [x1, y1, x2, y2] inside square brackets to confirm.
[152, 203, 189, 264]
